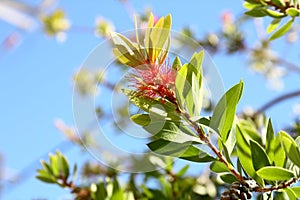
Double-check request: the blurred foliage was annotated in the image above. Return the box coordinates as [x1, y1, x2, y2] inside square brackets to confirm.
[95, 18, 115, 38]
[41, 9, 70, 40]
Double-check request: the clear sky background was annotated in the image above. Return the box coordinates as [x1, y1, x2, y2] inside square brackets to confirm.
[0, 0, 299, 199]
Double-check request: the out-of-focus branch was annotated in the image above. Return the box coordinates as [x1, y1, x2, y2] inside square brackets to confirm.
[255, 89, 300, 115]
[277, 58, 300, 74]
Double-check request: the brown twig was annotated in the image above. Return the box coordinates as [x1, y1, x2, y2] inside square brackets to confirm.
[253, 178, 298, 192]
[182, 112, 244, 182]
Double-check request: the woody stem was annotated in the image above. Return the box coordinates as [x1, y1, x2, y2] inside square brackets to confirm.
[181, 111, 244, 182]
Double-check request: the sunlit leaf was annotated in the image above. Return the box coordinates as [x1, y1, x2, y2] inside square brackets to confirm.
[49, 153, 59, 177]
[175, 51, 204, 117]
[36, 170, 57, 184]
[172, 56, 182, 71]
[291, 186, 300, 198]
[284, 187, 298, 199]
[267, 18, 281, 34]
[265, 9, 286, 18]
[269, 18, 294, 41]
[210, 81, 244, 142]
[286, 7, 300, 17]
[176, 165, 190, 177]
[257, 166, 294, 181]
[265, 120, 286, 167]
[279, 131, 300, 168]
[111, 178, 124, 200]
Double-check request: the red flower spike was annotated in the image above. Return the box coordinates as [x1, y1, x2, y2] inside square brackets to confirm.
[129, 60, 177, 104]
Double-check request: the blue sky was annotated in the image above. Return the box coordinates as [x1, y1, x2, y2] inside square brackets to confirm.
[0, 0, 299, 199]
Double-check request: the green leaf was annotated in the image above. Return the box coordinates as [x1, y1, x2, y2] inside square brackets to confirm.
[220, 173, 238, 184]
[265, 119, 275, 153]
[148, 14, 172, 64]
[36, 169, 57, 184]
[186, 51, 204, 87]
[236, 125, 264, 186]
[245, 7, 268, 17]
[159, 176, 172, 198]
[257, 166, 294, 181]
[36, 174, 57, 184]
[72, 164, 77, 183]
[58, 152, 70, 179]
[286, 8, 300, 17]
[264, 9, 286, 18]
[238, 119, 262, 143]
[224, 120, 237, 156]
[130, 114, 151, 126]
[91, 180, 107, 200]
[147, 139, 215, 162]
[147, 122, 200, 143]
[176, 165, 190, 177]
[250, 140, 271, 170]
[210, 161, 230, 173]
[210, 81, 244, 142]
[175, 51, 204, 117]
[272, 0, 285, 7]
[284, 187, 298, 199]
[191, 72, 202, 116]
[172, 56, 182, 71]
[269, 18, 294, 41]
[267, 19, 281, 33]
[124, 192, 135, 200]
[111, 178, 124, 200]
[279, 131, 300, 168]
[175, 61, 188, 112]
[243, 2, 262, 10]
[265, 120, 286, 167]
[111, 32, 145, 67]
[49, 153, 59, 177]
[291, 186, 300, 198]
[40, 160, 53, 175]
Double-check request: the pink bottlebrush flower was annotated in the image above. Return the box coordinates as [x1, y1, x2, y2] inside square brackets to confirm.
[221, 10, 234, 25]
[129, 60, 177, 104]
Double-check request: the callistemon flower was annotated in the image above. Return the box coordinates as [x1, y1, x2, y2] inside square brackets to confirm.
[130, 60, 177, 104]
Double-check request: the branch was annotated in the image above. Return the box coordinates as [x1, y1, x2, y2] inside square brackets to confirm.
[277, 58, 300, 75]
[182, 112, 244, 182]
[254, 178, 298, 193]
[255, 89, 300, 115]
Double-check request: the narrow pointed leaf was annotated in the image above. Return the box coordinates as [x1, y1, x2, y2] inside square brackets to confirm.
[269, 18, 294, 41]
[279, 131, 300, 168]
[267, 19, 281, 33]
[250, 140, 271, 170]
[210, 81, 244, 142]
